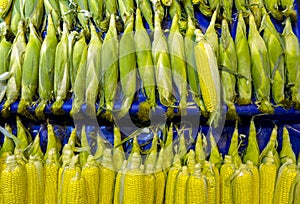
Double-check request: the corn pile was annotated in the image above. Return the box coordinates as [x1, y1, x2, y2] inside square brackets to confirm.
[0, 0, 298, 124]
[0, 116, 300, 203]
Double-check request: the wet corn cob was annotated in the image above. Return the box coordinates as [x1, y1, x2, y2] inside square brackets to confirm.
[243, 119, 260, 165]
[187, 163, 207, 203]
[232, 164, 253, 203]
[202, 161, 217, 204]
[165, 154, 181, 204]
[174, 166, 189, 204]
[220, 155, 235, 203]
[247, 160, 260, 204]
[66, 172, 87, 204]
[280, 126, 296, 164]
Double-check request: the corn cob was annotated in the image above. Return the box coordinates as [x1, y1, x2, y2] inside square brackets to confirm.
[0, 26, 11, 103]
[113, 160, 128, 204]
[194, 29, 221, 126]
[280, 0, 297, 20]
[143, 163, 155, 204]
[165, 154, 181, 204]
[23, 0, 44, 29]
[135, 0, 153, 30]
[85, 24, 102, 117]
[44, 148, 60, 204]
[1, 155, 26, 203]
[10, 0, 21, 34]
[259, 126, 281, 168]
[99, 148, 116, 204]
[59, 0, 75, 30]
[81, 155, 99, 204]
[35, 14, 58, 120]
[195, 133, 207, 164]
[243, 119, 260, 165]
[248, 0, 263, 27]
[187, 163, 207, 203]
[232, 164, 253, 203]
[168, 13, 187, 113]
[274, 159, 298, 204]
[260, 11, 285, 106]
[0, 0, 12, 18]
[246, 160, 259, 204]
[73, 0, 89, 30]
[155, 148, 166, 204]
[235, 0, 248, 15]
[204, 9, 219, 58]
[248, 13, 273, 114]
[282, 18, 300, 109]
[44, 0, 61, 31]
[264, 0, 282, 20]
[52, 22, 71, 115]
[18, 21, 42, 117]
[66, 172, 87, 204]
[222, 0, 233, 22]
[134, 8, 156, 112]
[219, 19, 238, 119]
[289, 169, 300, 204]
[173, 166, 189, 204]
[220, 155, 235, 203]
[235, 13, 252, 105]
[112, 126, 125, 171]
[280, 126, 296, 164]
[203, 161, 217, 204]
[25, 155, 44, 204]
[2, 21, 26, 117]
[259, 151, 277, 204]
[152, 12, 174, 107]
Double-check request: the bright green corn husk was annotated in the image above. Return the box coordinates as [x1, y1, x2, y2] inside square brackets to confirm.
[134, 8, 156, 109]
[235, 13, 252, 105]
[144, 133, 158, 167]
[243, 120, 260, 165]
[44, 123, 60, 161]
[248, 14, 273, 114]
[260, 11, 285, 106]
[118, 0, 134, 23]
[16, 116, 31, 151]
[102, 14, 119, 112]
[70, 33, 88, 117]
[35, 14, 58, 120]
[248, 0, 263, 27]
[112, 126, 125, 171]
[44, 0, 61, 31]
[235, 0, 248, 15]
[169, 0, 181, 19]
[0, 26, 12, 102]
[168, 14, 187, 113]
[204, 9, 219, 59]
[163, 124, 174, 170]
[59, 0, 75, 30]
[280, 126, 296, 164]
[118, 14, 136, 118]
[25, 133, 43, 159]
[18, 21, 42, 117]
[0, 125, 14, 157]
[52, 22, 70, 115]
[88, 0, 103, 28]
[228, 122, 242, 167]
[222, 0, 232, 22]
[219, 19, 238, 120]
[105, 0, 117, 17]
[85, 24, 102, 117]
[135, 0, 153, 30]
[23, 0, 44, 29]
[2, 21, 26, 117]
[282, 18, 300, 109]
[280, 0, 297, 20]
[10, 0, 22, 34]
[73, 0, 89, 30]
[264, 0, 282, 20]
[152, 12, 174, 107]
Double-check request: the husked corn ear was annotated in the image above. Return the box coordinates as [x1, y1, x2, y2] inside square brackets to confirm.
[174, 166, 189, 204]
[186, 150, 196, 174]
[246, 160, 259, 204]
[203, 161, 217, 204]
[99, 149, 116, 204]
[194, 29, 221, 126]
[165, 154, 181, 204]
[220, 156, 235, 203]
[155, 149, 166, 204]
[113, 160, 128, 204]
[82, 155, 99, 204]
[274, 159, 298, 204]
[66, 172, 87, 204]
[289, 171, 300, 203]
[232, 164, 253, 203]
[1, 155, 26, 203]
[187, 163, 207, 204]
[144, 164, 155, 204]
[259, 151, 277, 204]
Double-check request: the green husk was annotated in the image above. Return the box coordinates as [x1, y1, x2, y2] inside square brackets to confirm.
[198, 1, 212, 17]
[59, 0, 75, 30]
[248, 0, 263, 27]
[195, 133, 207, 164]
[118, 14, 136, 118]
[204, 9, 219, 58]
[112, 126, 125, 171]
[169, 0, 181, 19]
[209, 131, 223, 169]
[208, 0, 219, 10]
[235, 13, 252, 105]
[135, 0, 153, 30]
[88, 0, 103, 28]
[118, 0, 134, 23]
[280, 126, 296, 164]
[18, 22, 42, 117]
[282, 18, 300, 109]
[222, 0, 232, 22]
[79, 126, 91, 166]
[10, 0, 22, 34]
[260, 11, 285, 106]
[102, 14, 119, 112]
[228, 122, 242, 167]
[135, 8, 156, 109]
[248, 14, 273, 114]
[52, 23, 70, 115]
[70, 33, 88, 117]
[144, 133, 158, 167]
[164, 124, 174, 169]
[168, 14, 187, 114]
[0, 26, 12, 102]
[234, 0, 248, 15]
[105, 0, 117, 17]
[23, 0, 44, 29]
[280, 0, 297, 20]
[85, 24, 102, 117]
[183, 0, 195, 20]
[2, 21, 26, 117]
[219, 19, 238, 120]
[152, 12, 174, 107]
[44, 0, 61, 31]
[94, 133, 105, 163]
[264, 0, 282, 20]
[243, 120, 260, 165]
[35, 14, 58, 120]
[16, 116, 31, 150]
[0, 124, 15, 157]
[25, 133, 43, 159]
[73, 0, 89, 30]
[44, 123, 60, 161]
[150, 0, 165, 22]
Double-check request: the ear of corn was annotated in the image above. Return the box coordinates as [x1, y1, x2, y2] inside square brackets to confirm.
[0, 124, 15, 158]
[248, 13, 273, 114]
[23, 0, 44, 29]
[243, 119, 260, 165]
[222, 0, 233, 22]
[35, 14, 58, 120]
[113, 160, 128, 204]
[88, 0, 103, 28]
[289, 171, 300, 203]
[203, 161, 217, 204]
[235, 13, 252, 105]
[165, 154, 181, 204]
[204, 9, 219, 58]
[219, 19, 238, 119]
[174, 166, 189, 204]
[66, 172, 87, 204]
[194, 29, 221, 126]
[0, 28, 11, 102]
[264, 0, 282, 20]
[2, 21, 26, 117]
[168, 13, 187, 113]
[44, 0, 61, 31]
[232, 164, 253, 203]
[246, 160, 260, 204]
[154, 157, 166, 204]
[280, 126, 296, 164]
[112, 126, 125, 171]
[135, 0, 154, 30]
[259, 151, 277, 204]
[152, 12, 174, 107]
[144, 163, 155, 204]
[10, 0, 21, 34]
[187, 163, 207, 203]
[220, 155, 235, 203]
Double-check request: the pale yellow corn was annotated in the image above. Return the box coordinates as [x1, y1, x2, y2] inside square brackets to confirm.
[44, 149, 59, 204]
[203, 161, 217, 204]
[144, 164, 155, 204]
[66, 172, 87, 204]
[246, 160, 259, 204]
[174, 166, 189, 204]
[155, 166, 166, 204]
[232, 164, 253, 203]
[165, 155, 181, 204]
[220, 156, 235, 203]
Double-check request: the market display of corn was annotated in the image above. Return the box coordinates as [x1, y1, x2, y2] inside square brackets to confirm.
[0, 0, 300, 203]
